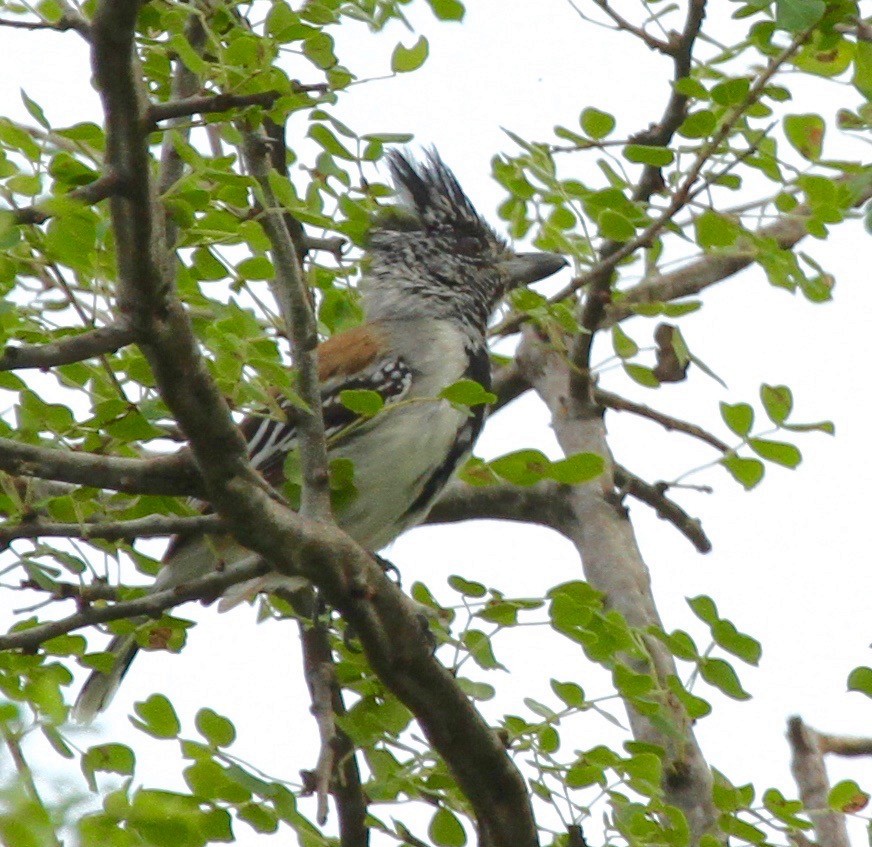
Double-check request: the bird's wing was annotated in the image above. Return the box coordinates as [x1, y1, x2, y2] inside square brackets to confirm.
[240, 326, 414, 487]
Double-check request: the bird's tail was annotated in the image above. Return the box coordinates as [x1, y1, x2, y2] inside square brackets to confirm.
[71, 633, 139, 724]
[71, 533, 241, 723]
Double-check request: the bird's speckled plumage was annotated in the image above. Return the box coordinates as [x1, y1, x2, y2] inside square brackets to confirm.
[72, 151, 566, 722]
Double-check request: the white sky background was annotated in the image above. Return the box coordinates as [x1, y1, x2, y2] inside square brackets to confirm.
[1, 0, 871, 844]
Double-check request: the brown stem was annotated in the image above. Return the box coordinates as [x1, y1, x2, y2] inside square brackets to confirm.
[147, 90, 281, 127]
[595, 388, 730, 453]
[0, 558, 269, 652]
[0, 323, 137, 371]
[0, 513, 221, 546]
[13, 172, 121, 225]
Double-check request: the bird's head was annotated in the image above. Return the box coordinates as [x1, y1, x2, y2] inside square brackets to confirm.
[362, 150, 566, 337]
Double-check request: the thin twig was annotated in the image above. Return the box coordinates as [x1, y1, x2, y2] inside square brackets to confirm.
[613, 464, 711, 553]
[595, 388, 730, 452]
[0, 513, 221, 546]
[0, 725, 63, 847]
[147, 90, 281, 127]
[13, 172, 121, 225]
[0, 558, 269, 652]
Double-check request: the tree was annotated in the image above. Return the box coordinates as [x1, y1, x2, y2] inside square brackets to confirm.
[0, 0, 870, 845]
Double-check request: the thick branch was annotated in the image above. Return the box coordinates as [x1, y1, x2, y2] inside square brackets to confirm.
[0, 513, 221, 546]
[0, 558, 269, 652]
[516, 328, 717, 839]
[295, 589, 369, 846]
[426, 479, 574, 531]
[787, 716, 850, 847]
[0, 439, 202, 497]
[817, 733, 872, 757]
[90, 4, 538, 842]
[0, 323, 137, 371]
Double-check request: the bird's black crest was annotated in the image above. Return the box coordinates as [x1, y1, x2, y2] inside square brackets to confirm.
[386, 149, 499, 243]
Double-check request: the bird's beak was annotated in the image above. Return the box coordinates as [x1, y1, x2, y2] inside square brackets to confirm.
[500, 251, 568, 289]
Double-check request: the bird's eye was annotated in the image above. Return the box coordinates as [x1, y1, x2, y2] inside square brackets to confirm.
[456, 236, 481, 256]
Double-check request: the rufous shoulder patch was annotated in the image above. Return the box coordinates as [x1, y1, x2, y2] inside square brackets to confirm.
[317, 323, 386, 381]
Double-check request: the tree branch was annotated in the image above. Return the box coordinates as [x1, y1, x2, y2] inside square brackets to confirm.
[596, 388, 730, 452]
[0, 439, 203, 496]
[0, 558, 269, 652]
[0, 513, 221, 546]
[12, 172, 122, 225]
[426, 479, 574, 531]
[787, 716, 851, 847]
[242, 130, 332, 521]
[0, 9, 89, 38]
[89, 3, 539, 841]
[613, 464, 711, 553]
[0, 323, 137, 371]
[516, 327, 717, 839]
[147, 91, 281, 127]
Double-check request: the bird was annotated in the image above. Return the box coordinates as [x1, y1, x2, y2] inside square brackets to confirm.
[72, 150, 567, 722]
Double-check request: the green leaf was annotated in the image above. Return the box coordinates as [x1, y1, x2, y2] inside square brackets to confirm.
[448, 575, 487, 598]
[551, 680, 586, 708]
[699, 657, 751, 700]
[81, 743, 136, 792]
[548, 453, 604, 485]
[623, 363, 659, 387]
[339, 389, 384, 417]
[611, 324, 639, 359]
[760, 384, 792, 424]
[848, 667, 872, 697]
[828, 780, 870, 813]
[695, 210, 741, 248]
[439, 379, 496, 406]
[598, 209, 635, 241]
[853, 41, 872, 99]
[20, 90, 49, 129]
[722, 456, 764, 490]
[775, 0, 824, 32]
[236, 256, 274, 280]
[623, 145, 674, 167]
[463, 629, 506, 671]
[391, 36, 429, 73]
[720, 402, 753, 436]
[679, 110, 717, 139]
[784, 113, 825, 161]
[429, 807, 467, 847]
[426, 0, 465, 21]
[580, 107, 615, 140]
[711, 78, 750, 106]
[131, 694, 181, 739]
[195, 707, 236, 748]
[237, 803, 279, 833]
[489, 449, 551, 486]
[749, 438, 801, 468]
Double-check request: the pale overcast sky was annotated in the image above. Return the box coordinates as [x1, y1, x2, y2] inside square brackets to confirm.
[1, 1, 871, 844]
